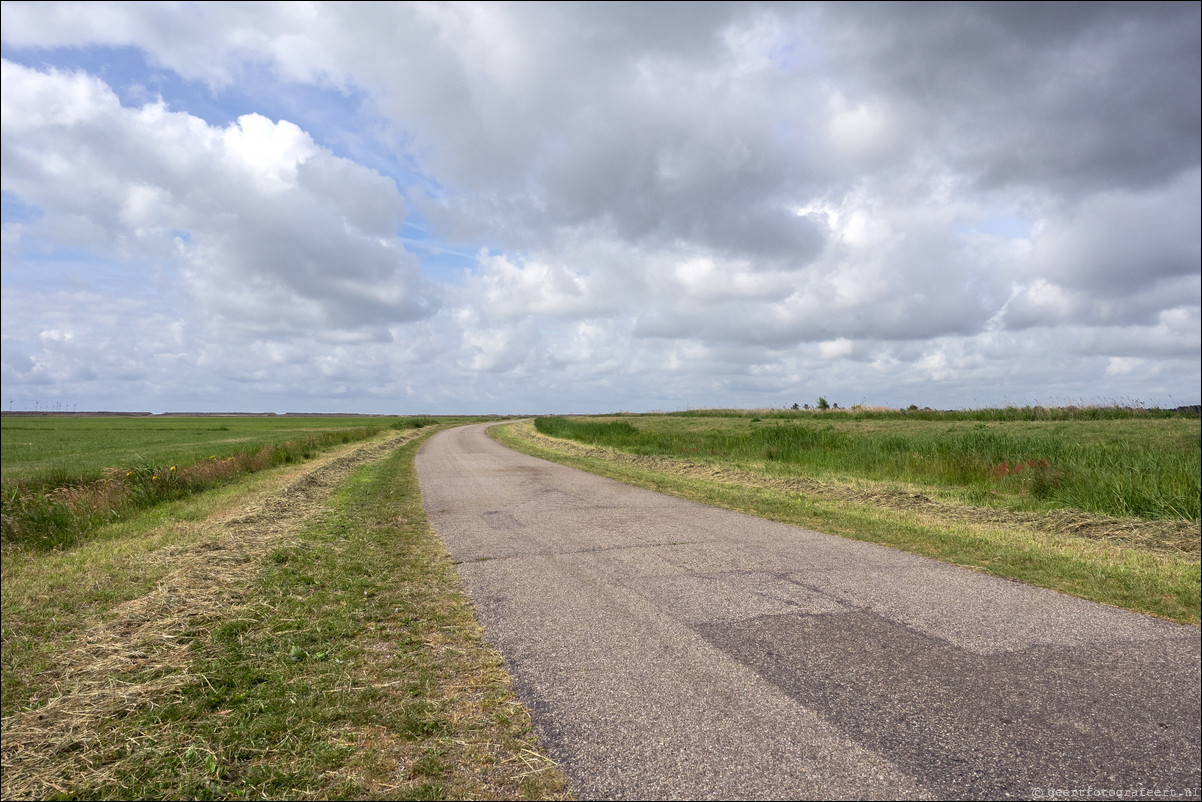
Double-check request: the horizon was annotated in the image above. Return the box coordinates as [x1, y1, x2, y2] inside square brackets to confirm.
[5, 402, 1200, 418]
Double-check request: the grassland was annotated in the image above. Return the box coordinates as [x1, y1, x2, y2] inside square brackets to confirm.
[1, 422, 569, 800]
[1, 414, 438, 481]
[495, 408, 1200, 625]
[1, 415, 438, 552]
[533, 409, 1201, 521]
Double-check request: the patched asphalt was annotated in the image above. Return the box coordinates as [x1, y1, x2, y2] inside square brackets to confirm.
[415, 423, 1201, 801]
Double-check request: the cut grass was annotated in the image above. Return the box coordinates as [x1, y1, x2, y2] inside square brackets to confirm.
[494, 420, 1200, 626]
[1, 427, 570, 800]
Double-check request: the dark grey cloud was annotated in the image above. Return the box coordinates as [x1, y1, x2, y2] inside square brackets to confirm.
[1002, 273, 1200, 332]
[817, 2, 1201, 195]
[1026, 171, 1200, 292]
[308, 3, 839, 264]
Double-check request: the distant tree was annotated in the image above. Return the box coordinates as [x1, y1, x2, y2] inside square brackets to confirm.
[817, 397, 830, 410]
[791, 402, 800, 410]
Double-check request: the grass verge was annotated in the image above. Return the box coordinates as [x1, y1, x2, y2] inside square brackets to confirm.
[1, 428, 570, 800]
[493, 421, 1200, 626]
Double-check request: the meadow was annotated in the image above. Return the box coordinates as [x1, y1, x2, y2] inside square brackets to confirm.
[1, 414, 437, 551]
[533, 408, 1201, 522]
[1, 414, 438, 481]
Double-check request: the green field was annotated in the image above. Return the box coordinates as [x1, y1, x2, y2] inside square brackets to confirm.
[0, 414, 446, 552]
[1, 414, 434, 481]
[534, 410, 1201, 521]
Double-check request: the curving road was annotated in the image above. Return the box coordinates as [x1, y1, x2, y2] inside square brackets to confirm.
[416, 423, 1201, 801]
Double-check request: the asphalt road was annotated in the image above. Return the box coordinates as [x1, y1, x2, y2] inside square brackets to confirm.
[415, 423, 1202, 801]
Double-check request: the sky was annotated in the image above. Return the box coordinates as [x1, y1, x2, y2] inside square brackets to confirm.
[1, 2, 1199, 414]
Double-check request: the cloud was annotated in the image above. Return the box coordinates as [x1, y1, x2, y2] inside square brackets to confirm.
[1026, 170, 1201, 293]
[1, 59, 436, 341]
[815, 2, 1201, 195]
[997, 169, 1201, 331]
[1, 3, 1198, 411]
